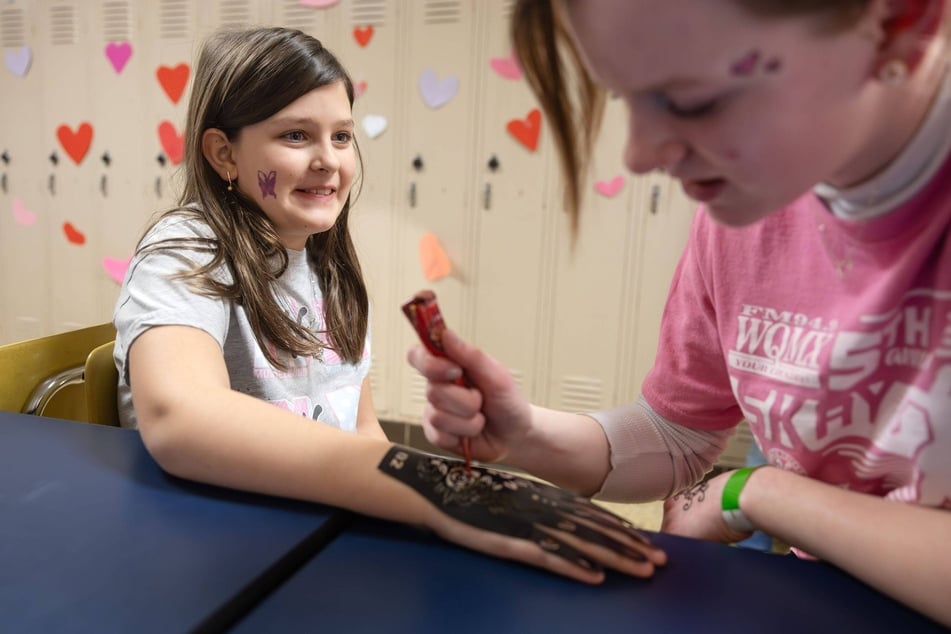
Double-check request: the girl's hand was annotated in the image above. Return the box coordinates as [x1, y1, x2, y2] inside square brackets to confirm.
[660, 470, 757, 544]
[406, 328, 533, 463]
[380, 447, 666, 583]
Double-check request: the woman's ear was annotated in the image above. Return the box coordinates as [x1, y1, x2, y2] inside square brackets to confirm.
[874, 0, 947, 78]
[201, 128, 237, 183]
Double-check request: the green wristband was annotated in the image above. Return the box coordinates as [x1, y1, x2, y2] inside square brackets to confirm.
[721, 466, 762, 532]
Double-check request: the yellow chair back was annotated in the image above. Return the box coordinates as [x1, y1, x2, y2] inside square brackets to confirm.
[0, 323, 118, 425]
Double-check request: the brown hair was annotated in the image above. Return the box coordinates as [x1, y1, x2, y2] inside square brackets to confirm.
[141, 26, 368, 367]
[512, 0, 873, 232]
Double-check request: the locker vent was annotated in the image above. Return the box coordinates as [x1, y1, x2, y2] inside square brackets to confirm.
[351, 0, 385, 27]
[279, 0, 321, 27]
[160, 0, 190, 40]
[218, 0, 252, 29]
[410, 372, 426, 406]
[500, 0, 516, 19]
[50, 4, 78, 46]
[0, 7, 25, 48]
[423, 0, 462, 25]
[509, 369, 524, 392]
[102, 1, 131, 42]
[558, 376, 603, 412]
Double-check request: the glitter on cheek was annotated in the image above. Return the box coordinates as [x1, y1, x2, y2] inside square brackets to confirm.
[730, 49, 761, 76]
[765, 57, 783, 73]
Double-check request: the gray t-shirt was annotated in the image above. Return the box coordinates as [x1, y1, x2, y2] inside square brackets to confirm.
[113, 214, 370, 431]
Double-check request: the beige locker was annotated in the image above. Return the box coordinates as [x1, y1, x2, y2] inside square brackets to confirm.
[543, 98, 643, 412]
[39, 0, 101, 334]
[468, 0, 554, 402]
[0, 1, 49, 344]
[333, 0, 400, 417]
[391, 0, 481, 421]
[88, 0, 148, 326]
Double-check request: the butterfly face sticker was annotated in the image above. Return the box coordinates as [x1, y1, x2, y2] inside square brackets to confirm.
[258, 170, 277, 198]
[730, 49, 782, 76]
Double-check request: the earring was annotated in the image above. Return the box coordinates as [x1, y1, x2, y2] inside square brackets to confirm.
[226, 170, 234, 192]
[878, 59, 909, 85]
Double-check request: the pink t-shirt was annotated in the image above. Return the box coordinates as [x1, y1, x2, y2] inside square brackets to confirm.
[642, 153, 951, 509]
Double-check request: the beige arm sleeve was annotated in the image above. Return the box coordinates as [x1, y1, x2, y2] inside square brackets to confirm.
[589, 396, 733, 502]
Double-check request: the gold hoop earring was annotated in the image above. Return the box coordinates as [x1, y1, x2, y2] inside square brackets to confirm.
[878, 59, 908, 85]
[226, 170, 234, 191]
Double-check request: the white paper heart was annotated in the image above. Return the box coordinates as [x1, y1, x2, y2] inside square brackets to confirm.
[418, 69, 459, 109]
[361, 114, 388, 139]
[4, 46, 32, 78]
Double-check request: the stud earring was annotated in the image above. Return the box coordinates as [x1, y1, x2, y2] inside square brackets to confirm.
[226, 170, 234, 192]
[878, 59, 908, 85]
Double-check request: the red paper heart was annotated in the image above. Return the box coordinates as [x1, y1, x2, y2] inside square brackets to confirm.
[156, 63, 189, 104]
[506, 109, 541, 152]
[57, 122, 94, 165]
[63, 221, 86, 245]
[158, 120, 184, 165]
[353, 26, 374, 47]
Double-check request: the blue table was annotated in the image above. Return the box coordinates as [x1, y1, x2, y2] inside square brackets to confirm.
[0, 412, 346, 633]
[234, 516, 946, 634]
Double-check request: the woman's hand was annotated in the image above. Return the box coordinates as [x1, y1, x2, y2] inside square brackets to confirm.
[380, 446, 666, 583]
[407, 328, 534, 464]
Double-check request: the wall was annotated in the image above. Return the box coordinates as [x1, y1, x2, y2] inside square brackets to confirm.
[0, 0, 752, 465]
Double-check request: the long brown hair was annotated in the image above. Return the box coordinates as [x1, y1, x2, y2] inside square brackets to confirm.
[512, 0, 873, 233]
[140, 27, 368, 367]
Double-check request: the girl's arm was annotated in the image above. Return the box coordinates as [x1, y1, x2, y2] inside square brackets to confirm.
[355, 376, 387, 439]
[128, 325, 665, 582]
[662, 466, 951, 627]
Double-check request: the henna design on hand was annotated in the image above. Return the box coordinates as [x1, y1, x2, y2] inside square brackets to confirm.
[672, 481, 709, 512]
[379, 447, 658, 572]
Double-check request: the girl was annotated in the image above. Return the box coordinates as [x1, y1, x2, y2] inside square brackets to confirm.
[408, 0, 951, 625]
[114, 26, 662, 583]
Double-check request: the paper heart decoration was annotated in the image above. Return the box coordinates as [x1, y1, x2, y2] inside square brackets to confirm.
[489, 54, 521, 80]
[12, 197, 37, 226]
[158, 121, 184, 165]
[419, 232, 452, 281]
[361, 115, 387, 140]
[105, 41, 133, 74]
[156, 63, 189, 104]
[57, 122, 94, 165]
[299, 0, 339, 6]
[353, 26, 374, 47]
[354, 80, 367, 99]
[506, 109, 541, 152]
[4, 46, 31, 78]
[63, 222, 86, 245]
[102, 255, 132, 284]
[418, 69, 459, 109]
[595, 175, 625, 198]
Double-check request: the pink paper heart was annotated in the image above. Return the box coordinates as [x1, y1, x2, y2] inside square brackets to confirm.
[595, 175, 625, 198]
[298, 0, 339, 6]
[105, 41, 133, 74]
[12, 197, 37, 226]
[489, 55, 521, 80]
[354, 80, 367, 99]
[4, 46, 31, 78]
[102, 255, 132, 285]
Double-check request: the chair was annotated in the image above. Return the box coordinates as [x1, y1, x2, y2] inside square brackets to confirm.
[0, 322, 119, 426]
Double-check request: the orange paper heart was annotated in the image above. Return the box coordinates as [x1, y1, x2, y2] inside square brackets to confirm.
[353, 26, 374, 47]
[57, 122, 93, 165]
[156, 63, 189, 104]
[158, 121, 184, 165]
[419, 232, 452, 281]
[506, 109, 541, 152]
[63, 221, 86, 245]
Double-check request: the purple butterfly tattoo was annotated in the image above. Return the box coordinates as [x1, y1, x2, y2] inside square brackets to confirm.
[258, 170, 277, 198]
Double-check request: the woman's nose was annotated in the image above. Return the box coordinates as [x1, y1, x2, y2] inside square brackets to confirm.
[622, 108, 687, 175]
